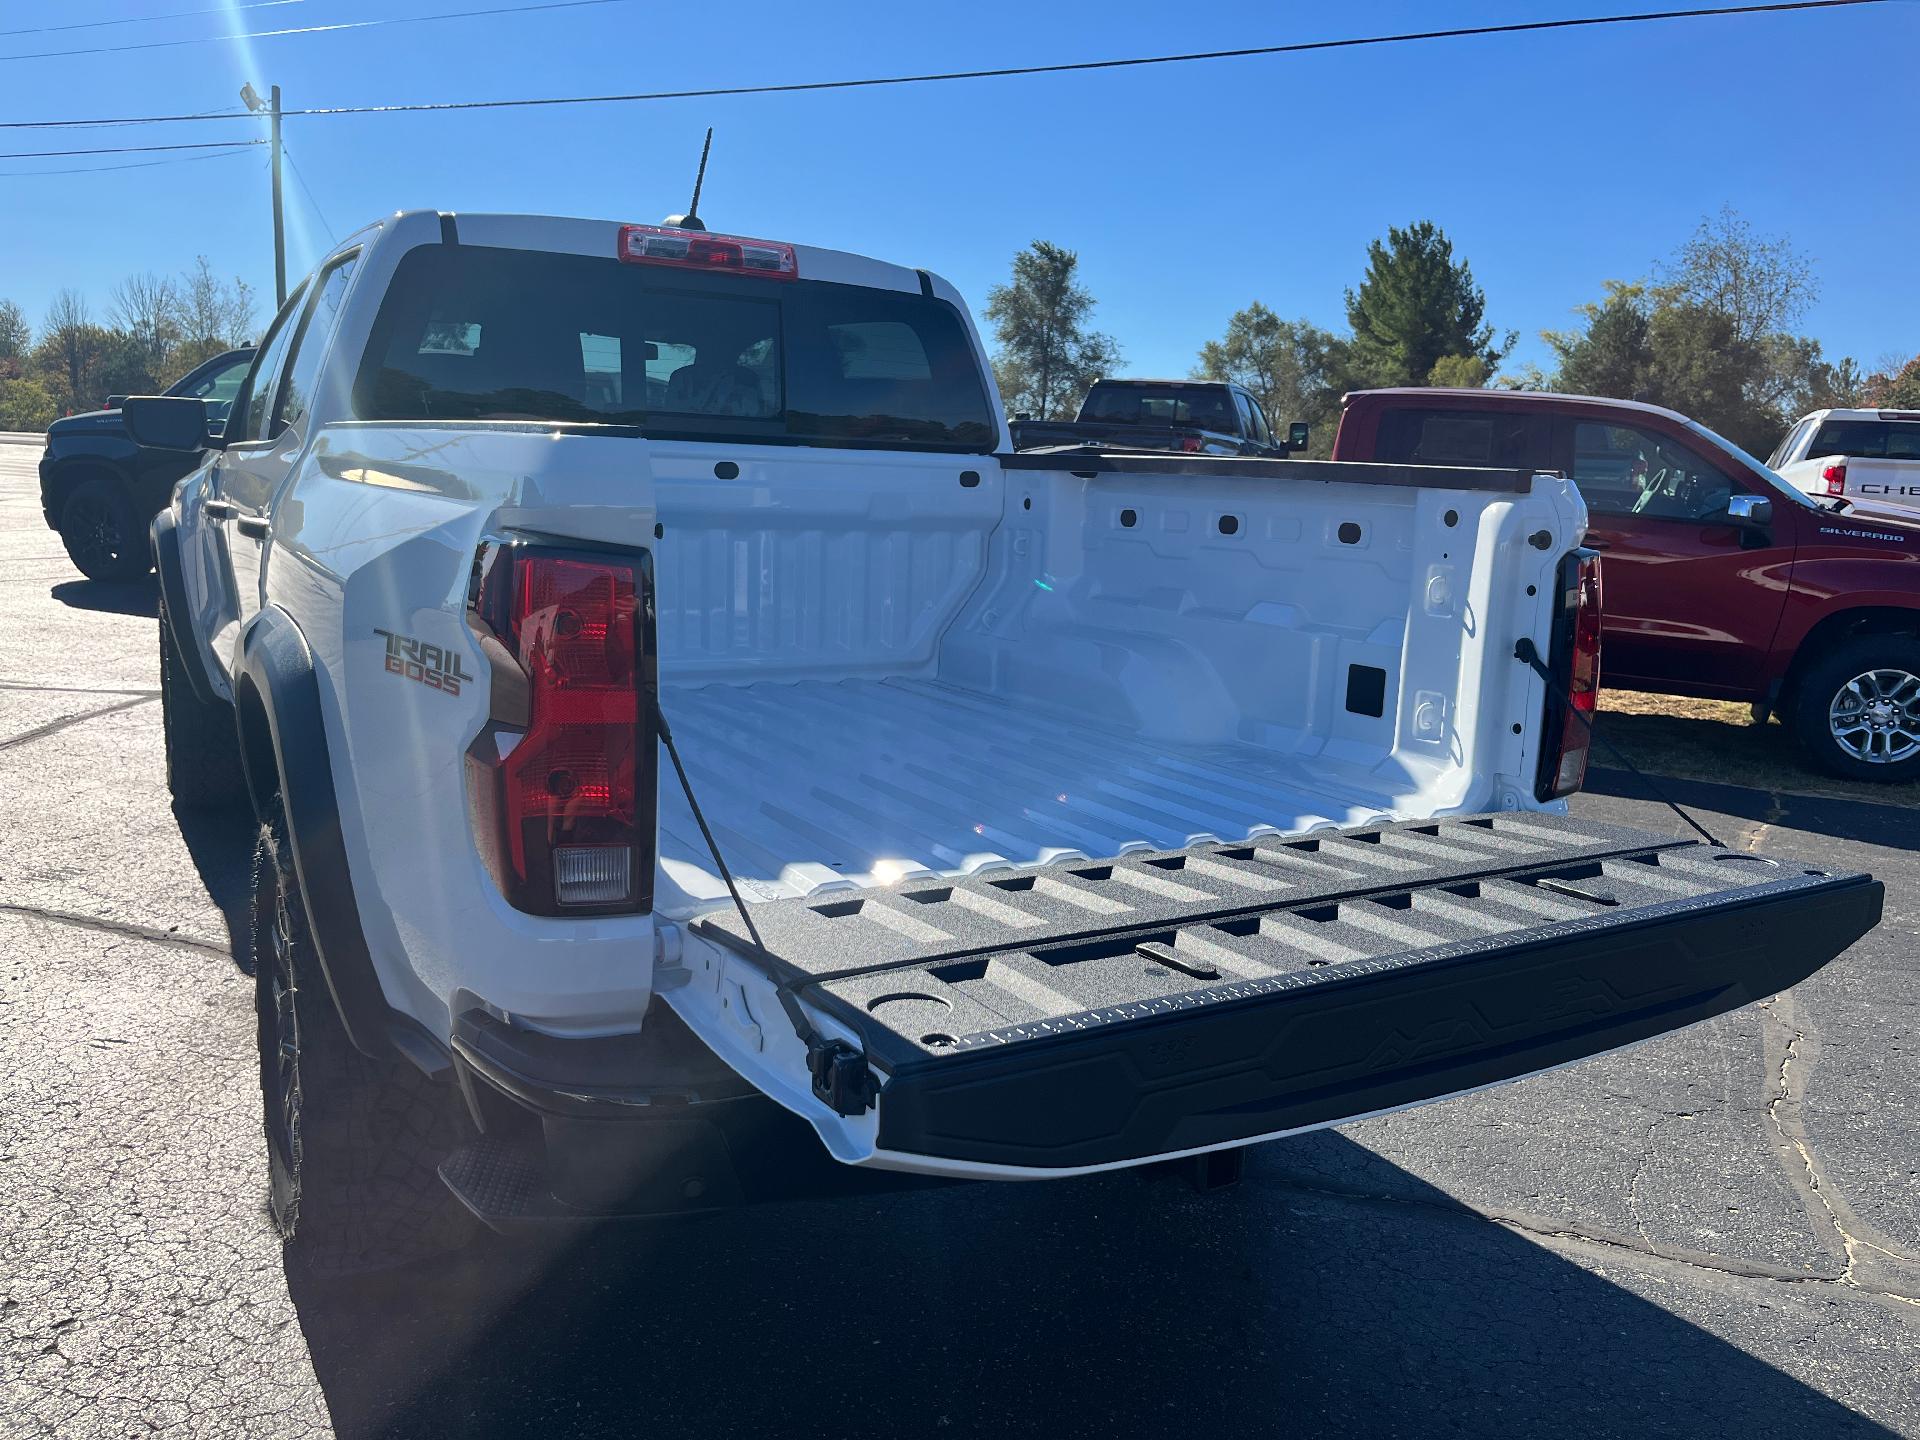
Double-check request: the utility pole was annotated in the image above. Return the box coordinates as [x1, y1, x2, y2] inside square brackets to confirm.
[241, 82, 286, 305]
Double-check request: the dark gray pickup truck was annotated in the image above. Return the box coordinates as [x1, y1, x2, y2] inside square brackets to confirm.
[1010, 378, 1307, 456]
[38, 346, 253, 580]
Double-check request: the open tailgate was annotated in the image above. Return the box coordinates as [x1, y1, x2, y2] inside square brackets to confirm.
[685, 812, 1881, 1173]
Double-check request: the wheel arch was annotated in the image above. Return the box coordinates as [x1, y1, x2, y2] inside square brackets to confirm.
[1780, 605, 1920, 712]
[150, 509, 224, 707]
[237, 606, 402, 1062]
[44, 457, 130, 527]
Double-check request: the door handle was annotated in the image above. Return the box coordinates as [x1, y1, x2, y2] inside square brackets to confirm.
[203, 499, 236, 520]
[235, 515, 271, 540]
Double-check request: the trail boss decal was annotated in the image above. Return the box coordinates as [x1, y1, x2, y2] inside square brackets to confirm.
[374, 629, 474, 696]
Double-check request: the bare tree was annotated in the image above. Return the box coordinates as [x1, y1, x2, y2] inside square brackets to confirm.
[111, 271, 183, 376]
[178, 257, 258, 364]
[41, 290, 98, 404]
[1664, 206, 1815, 347]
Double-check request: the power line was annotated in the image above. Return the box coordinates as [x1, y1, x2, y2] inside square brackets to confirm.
[18, 104, 253, 134]
[0, 0, 630, 64]
[0, 0, 1890, 128]
[0, 146, 260, 179]
[0, 139, 265, 159]
[0, 0, 304, 41]
[281, 145, 335, 242]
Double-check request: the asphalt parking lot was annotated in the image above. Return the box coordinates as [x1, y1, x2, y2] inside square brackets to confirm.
[2, 436, 1917, 1439]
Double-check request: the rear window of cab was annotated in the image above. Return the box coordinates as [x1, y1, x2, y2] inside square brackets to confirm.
[352, 244, 998, 453]
[1809, 419, 1920, 461]
[1371, 407, 1550, 467]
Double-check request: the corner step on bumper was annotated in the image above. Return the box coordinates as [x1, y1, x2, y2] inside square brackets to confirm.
[693, 814, 1882, 1171]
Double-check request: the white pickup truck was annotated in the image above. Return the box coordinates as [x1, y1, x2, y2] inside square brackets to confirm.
[1770, 407, 1920, 512]
[135, 210, 1882, 1272]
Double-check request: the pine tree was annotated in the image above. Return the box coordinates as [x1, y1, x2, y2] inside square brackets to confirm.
[1344, 221, 1508, 388]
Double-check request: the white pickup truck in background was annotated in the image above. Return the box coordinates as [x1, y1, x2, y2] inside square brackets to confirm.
[1770, 407, 1920, 511]
[131, 210, 1882, 1273]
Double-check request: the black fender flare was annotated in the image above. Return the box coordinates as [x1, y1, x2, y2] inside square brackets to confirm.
[237, 606, 400, 1061]
[150, 509, 222, 708]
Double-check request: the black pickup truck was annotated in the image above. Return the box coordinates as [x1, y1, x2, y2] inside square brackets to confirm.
[1009, 378, 1308, 456]
[38, 346, 253, 581]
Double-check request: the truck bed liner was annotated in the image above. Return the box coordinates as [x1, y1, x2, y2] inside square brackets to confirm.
[655, 675, 1432, 902]
[692, 813, 1880, 1169]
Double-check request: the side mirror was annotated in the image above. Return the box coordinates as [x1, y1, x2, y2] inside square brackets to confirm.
[106, 394, 130, 410]
[121, 395, 211, 452]
[1287, 421, 1311, 451]
[1726, 494, 1772, 527]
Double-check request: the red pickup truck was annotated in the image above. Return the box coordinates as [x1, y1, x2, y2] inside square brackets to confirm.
[1333, 388, 1920, 782]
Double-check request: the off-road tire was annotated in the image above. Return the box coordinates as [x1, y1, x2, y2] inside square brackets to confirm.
[58, 474, 148, 581]
[253, 802, 478, 1274]
[1788, 634, 1920, 783]
[158, 601, 248, 810]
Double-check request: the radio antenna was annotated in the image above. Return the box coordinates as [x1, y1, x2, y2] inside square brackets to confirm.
[664, 128, 713, 231]
[690, 127, 713, 220]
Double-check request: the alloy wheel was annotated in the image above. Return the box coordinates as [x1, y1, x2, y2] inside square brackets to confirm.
[1827, 668, 1920, 765]
[65, 495, 125, 573]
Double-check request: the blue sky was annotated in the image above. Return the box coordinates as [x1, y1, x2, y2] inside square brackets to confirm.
[3, 0, 1915, 381]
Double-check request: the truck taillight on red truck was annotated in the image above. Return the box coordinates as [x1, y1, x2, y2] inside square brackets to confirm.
[467, 541, 658, 916]
[1537, 549, 1603, 801]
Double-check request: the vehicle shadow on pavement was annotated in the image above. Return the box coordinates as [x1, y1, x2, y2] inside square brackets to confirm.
[1584, 765, 1920, 853]
[175, 802, 258, 972]
[49, 576, 158, 618]
[283, 1133, 1894, 1440]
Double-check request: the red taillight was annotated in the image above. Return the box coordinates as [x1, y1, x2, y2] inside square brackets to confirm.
[616, 223, 798, 280]
[1179, 434, 1204, 453]
[1823, 462, 1847, 496]
[1539, 550, 1603, 801]
[469, 545, 654, 915]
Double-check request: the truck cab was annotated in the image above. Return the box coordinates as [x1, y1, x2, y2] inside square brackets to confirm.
[1334, 387, 1920, 780]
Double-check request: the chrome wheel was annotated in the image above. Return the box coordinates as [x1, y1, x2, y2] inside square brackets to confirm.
[1828, 668, 1920, 765]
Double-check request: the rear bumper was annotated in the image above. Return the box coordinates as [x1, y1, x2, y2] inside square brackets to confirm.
[441, 1006, 946, 1229]
[869, 871, 1882, 1171]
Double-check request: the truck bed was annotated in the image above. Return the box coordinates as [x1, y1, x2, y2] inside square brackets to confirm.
[655, 674, 1423, 906]
[649, 450, 1553, 908]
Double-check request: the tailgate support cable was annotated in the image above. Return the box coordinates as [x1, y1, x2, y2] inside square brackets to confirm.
[650, 696, 877, 1117]
[1514, 638, 1722, 848]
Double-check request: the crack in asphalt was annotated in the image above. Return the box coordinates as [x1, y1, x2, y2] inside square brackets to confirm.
[0, 903, 230, 957]
[0, 679, 163, 697]
[1760, 993, 1920, 1310]
[0, 694, 156, 752]
[1624, 1115, 1661, 1254]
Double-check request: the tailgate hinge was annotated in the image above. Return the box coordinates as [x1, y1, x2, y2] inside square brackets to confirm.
[808, 1039, 876, 1116]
